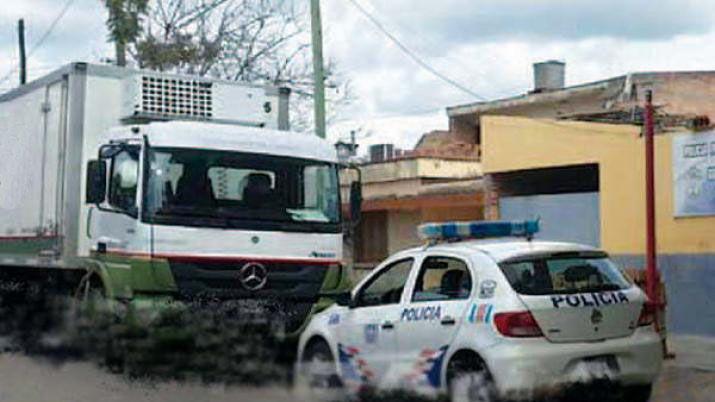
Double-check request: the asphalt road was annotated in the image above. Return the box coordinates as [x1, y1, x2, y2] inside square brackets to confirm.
[0, 354, 712, 402]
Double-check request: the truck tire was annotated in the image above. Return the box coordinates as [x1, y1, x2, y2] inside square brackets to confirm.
[74, 273, 105, 302]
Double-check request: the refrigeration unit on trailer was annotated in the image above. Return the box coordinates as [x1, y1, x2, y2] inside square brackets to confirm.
[0, 62, 356, 331]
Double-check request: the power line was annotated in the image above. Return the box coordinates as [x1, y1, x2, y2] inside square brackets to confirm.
[357, 0, 526, 99]
[346, 0, 488, 101]
[329, 106, 445, 125]
[27, 0, 77, 59]
[0, 0, 77, 86]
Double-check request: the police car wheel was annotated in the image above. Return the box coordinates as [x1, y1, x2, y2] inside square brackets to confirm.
[300, 340, 343, 396]
[448, 359, 498, 402]
[621, 383, 653, 402]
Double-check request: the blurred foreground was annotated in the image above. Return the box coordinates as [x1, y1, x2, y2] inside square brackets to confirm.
[0, 353, 713, 402]
[0, 280, 713, 402]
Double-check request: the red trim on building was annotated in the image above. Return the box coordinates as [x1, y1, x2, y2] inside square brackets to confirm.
[359, 192, 483, 212]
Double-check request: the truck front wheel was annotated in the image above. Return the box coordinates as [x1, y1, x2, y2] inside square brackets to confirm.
[74, 273, 105, 302]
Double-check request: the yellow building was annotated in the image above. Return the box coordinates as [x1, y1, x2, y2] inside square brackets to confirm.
[479, 116, 715, 336]
[445, 63, 715, 336]
[482, 116, 715, 256]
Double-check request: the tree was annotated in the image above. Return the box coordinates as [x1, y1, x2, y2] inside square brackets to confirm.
[104, 0, 149, 66]
[113, 0, 350, 131]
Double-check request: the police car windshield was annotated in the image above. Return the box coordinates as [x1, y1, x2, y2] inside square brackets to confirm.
[499, 253, 631, 295]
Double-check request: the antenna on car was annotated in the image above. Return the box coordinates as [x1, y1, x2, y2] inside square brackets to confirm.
[526, 216, 541, 242]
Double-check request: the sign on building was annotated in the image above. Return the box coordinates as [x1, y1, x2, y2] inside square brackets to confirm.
[673, 130, 715, 217]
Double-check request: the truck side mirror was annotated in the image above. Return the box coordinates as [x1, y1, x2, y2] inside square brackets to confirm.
[86, 160, 106, 204]
[349, 180, 362, 225]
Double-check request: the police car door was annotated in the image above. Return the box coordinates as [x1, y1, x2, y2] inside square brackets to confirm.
[337, 257, 414, 388]
[394, 253, 474, 389]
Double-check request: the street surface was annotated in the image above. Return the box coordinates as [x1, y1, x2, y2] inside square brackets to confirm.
[0, 351, 712, 402]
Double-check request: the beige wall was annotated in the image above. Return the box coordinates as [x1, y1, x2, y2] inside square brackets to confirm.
[341, 158, 482, 204]
[361, 178, 424, 200]
[354, 158, 482, 185]
[387, 210, 422, 254]
[384, 206, 484, 256]
[482, 115, 715, 254]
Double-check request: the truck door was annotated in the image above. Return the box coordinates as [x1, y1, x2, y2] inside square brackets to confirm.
[40, 82, 66, 252]
[394, 254, 474, 389]
[336, 257, 414, 389]
[89, 146, 144, 257]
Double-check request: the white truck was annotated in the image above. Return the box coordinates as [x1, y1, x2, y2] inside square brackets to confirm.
[0, 62, 356, 331]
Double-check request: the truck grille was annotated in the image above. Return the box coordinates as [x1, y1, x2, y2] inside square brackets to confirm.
[167, 258, 329, 302]
[168, 258, 329, 332]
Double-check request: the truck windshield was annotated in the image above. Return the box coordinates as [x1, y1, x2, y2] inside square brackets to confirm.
[144, 147, 341, 231]
[499, 253, 632, 295]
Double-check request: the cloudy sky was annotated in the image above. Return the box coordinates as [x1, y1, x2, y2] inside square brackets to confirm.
[2, 0, 715, 152]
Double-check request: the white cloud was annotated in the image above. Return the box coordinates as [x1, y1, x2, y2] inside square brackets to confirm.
[0, 0, 109, 90]
[3, 0, 715, 153]
[322, 0, 715, 152]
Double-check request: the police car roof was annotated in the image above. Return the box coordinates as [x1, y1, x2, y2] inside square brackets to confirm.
[404, 238, 600, 263]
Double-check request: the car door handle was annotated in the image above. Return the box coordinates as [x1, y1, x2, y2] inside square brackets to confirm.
[441, 316, 456, 326]
[381, 321, 395, 330]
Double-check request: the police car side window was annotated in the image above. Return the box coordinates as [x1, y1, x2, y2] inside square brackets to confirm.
[412, 256, 472, 302]
[356, 258, 414, 308]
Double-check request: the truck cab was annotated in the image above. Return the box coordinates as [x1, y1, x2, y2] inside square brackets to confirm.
[0, 63, 355, 332]
[84, 122, 349, 330]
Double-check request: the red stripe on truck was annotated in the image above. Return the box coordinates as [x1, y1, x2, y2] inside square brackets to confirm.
[104, 249, 341, 265]
[0, 235, 59, 241]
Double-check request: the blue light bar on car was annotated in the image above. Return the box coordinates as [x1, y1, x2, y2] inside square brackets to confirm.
[418, 220, 540, 242]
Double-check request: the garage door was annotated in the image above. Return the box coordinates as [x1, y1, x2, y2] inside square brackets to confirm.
[499, 192, 600, 247]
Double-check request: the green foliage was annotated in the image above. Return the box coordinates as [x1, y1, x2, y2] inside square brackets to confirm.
[104, 0, 149, 46]
[125, 0, 351, 130]
[134, 32, 222, 73]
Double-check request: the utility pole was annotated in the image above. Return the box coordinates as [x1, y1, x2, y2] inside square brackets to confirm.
[310, 0, 327, 139]
[644, 90, 660, 323]
[350, 130, 357, 155]
[18, 19, 26, 85]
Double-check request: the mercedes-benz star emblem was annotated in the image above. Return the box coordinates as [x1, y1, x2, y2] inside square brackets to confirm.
[238, 262, 268, 291]
[591, 308, 603, 325]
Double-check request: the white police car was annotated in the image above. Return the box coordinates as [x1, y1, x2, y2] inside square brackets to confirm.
[296, 220, 662, 402]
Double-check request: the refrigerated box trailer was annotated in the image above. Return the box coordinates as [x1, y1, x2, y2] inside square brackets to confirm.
[0, 62, 353, 331]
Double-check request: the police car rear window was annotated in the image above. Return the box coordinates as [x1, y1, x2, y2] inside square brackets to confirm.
[499, 252, 631, 295]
